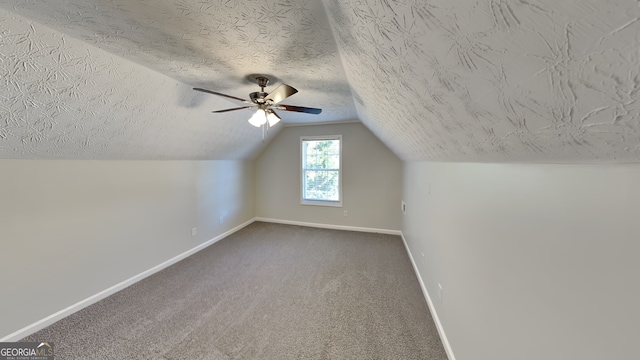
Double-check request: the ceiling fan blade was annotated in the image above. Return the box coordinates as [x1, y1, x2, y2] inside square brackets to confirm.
[264, 84, 298, 104]
[212, 105, 256, 113]
[276, 104, 322, 114]
[193, 88, 251, 103]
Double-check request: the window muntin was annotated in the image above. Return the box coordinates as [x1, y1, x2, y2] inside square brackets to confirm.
[301, 135, 342, 206]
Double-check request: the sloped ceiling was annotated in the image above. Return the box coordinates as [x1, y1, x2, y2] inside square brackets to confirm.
[0, 0, 354, 159]
[1, 0, 639, 162]
[327, 0, 640, 162]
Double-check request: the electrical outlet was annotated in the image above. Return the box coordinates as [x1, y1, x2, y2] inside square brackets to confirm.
[219, 216, 224, 224]
[401, 201, 407, 214]
[344, 210, 348, 217]
[191, 227, 197, 237]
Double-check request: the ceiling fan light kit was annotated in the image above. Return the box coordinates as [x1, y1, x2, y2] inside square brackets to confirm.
[194, 76, 322, 129]
[248, 108, 280, 127]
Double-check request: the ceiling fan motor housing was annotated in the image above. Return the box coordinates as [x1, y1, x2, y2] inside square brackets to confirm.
[250, 92, 270, 104]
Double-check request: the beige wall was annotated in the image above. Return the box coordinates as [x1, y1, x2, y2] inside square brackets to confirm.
[255, 122, 402, 231]
[403, 161, 640, 360]
[0, 159, 254, 338]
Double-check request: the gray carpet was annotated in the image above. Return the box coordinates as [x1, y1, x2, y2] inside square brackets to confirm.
[23, 222, 447, 359]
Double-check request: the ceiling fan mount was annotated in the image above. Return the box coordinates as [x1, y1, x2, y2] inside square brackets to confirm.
[194, 75, 322, 127]
[255, 76, 270, 90]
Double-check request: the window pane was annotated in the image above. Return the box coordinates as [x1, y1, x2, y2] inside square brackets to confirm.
[304, 170, 339, 201]
[327, 154, 339, 169]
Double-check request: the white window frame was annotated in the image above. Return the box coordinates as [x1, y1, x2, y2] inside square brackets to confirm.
[300, 135, 342, 207]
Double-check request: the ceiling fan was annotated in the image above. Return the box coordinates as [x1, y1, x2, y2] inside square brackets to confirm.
[194, 76, 322, 127]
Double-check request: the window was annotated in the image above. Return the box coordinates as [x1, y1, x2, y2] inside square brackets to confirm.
[301, 135, 342, 206]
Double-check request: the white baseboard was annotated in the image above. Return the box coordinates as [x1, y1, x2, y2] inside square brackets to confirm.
[0, 218, 256, 342]
[255, 217, 401, 235]
[400, 232, 456, 360]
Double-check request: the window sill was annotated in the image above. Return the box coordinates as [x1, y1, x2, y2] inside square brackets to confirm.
[301, 199, 343, 207]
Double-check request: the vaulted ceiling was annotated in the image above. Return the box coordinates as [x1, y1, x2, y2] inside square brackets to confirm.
[1, 0, 639, 162]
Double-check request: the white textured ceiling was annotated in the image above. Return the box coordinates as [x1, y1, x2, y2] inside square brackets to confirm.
[1, 0, 639, 162]
[327, 0, 640, 162]
[0, 0, 354, 159]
